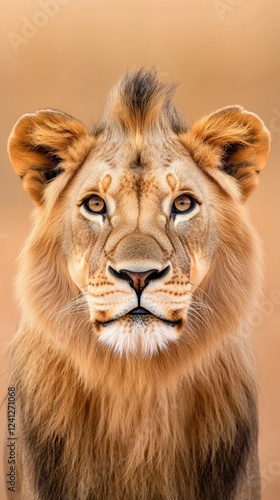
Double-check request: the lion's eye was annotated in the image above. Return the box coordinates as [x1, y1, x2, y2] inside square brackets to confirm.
[83, 195, 106, 214]
[172, 194, 196, 214]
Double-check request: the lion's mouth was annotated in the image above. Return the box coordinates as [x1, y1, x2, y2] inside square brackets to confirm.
[129, 307, 151, 315]
[97, 307, 182, 328]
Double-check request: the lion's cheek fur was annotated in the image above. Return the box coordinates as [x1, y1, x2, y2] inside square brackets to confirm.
[67, 253, 89, 290]
[189, 252, 210, 290]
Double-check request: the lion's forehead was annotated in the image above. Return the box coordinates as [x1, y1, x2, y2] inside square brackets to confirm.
[75, 150, 205, 205]
[103, 171, 173, 197]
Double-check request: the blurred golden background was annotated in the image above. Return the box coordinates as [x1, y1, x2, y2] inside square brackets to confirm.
[1, 0, 280, 498]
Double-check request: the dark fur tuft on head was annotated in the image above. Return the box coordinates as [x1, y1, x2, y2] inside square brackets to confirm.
[120, 69, 173, 115]
[102, 68, 187, 134]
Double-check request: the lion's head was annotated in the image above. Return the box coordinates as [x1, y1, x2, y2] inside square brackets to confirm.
[8, 69, 270, 362]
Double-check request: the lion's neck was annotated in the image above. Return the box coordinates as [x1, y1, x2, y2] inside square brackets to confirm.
[13, 327, 257, 499]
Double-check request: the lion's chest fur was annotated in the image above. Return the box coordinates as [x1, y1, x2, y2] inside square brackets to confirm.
[16, 350, 257, 500]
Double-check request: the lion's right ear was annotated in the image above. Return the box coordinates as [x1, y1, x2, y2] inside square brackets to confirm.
[8, 109, 94, 204]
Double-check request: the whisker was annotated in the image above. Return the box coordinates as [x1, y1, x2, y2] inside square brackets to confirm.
[187, 300, 212, 322]
[185, 284, 213, 313]
[56, 292, 91, 320]
[191, 298, 213, 312]
[188, 307, 205, 321]
[188, 281, 213, 303]
[79, 284, 90, 291]
[186, 308, 208, 328]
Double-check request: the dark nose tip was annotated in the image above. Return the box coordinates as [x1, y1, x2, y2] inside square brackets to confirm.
[109, 266, 170, 296]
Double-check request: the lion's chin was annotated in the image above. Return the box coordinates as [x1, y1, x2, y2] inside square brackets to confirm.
[96, 314, 180, 358]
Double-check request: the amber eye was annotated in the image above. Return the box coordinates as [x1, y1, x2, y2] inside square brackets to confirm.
[83, 195, 106, 214]
[172, 194, 196, 214]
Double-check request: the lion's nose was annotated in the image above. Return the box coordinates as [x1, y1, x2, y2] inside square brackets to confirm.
[108, 266, 170, 296]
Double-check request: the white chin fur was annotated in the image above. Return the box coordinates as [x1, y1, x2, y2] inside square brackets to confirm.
[97, 316, 179, 357]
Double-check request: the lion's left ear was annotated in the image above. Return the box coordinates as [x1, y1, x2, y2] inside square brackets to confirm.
[183, 106, 271, 200]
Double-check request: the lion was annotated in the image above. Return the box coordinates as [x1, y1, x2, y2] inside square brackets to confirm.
[6, 69, 270, 499]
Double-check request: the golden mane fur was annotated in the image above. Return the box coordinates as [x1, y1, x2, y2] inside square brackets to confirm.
[6, 69, 270, 499]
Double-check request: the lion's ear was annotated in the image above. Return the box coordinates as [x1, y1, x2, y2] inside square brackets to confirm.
[183, 106, 271, 200]
[8, 109, 94, 204]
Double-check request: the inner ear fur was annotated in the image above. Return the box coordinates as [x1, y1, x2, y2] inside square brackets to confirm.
[8, 109, 94, 204]
[183, 106, 271, 200]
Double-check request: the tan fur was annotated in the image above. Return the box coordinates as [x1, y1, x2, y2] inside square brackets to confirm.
[6, 69, 270, 499]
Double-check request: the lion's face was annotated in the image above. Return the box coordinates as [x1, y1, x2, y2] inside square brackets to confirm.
[64, 135, 214, 356]
[8, 71, 270, 360]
